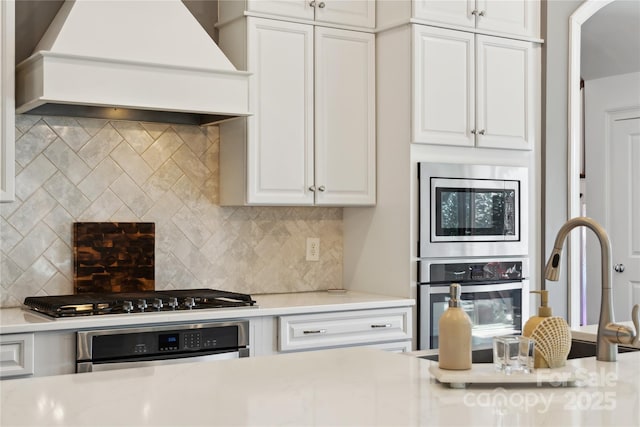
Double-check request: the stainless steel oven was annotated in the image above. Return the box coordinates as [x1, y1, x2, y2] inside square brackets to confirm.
[419, 163, 528, 258]
[418, 258, 529, 350]
[76, 321, 249, 372]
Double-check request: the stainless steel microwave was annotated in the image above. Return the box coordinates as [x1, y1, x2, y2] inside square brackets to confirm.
[419, 163, 528, 258]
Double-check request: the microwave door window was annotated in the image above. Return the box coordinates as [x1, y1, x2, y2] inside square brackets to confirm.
[436, 188, 469, 236]
[436, 187, 511, 238]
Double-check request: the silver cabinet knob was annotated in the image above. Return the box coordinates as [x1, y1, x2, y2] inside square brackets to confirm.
[479, 10, 485, 16]
[478, 129, 485, 135]
[318, 185, 325, 192]
[614, 264, 625, 273]
[309, 185, 316, 192]
[309, 1, 316, 6]
[318, 1, 325, 7]
[471, 129, 477, 134]
[471, 9, 478, 15]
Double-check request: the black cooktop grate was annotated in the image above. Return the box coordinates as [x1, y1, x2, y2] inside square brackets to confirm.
[23, 289, 257, 318]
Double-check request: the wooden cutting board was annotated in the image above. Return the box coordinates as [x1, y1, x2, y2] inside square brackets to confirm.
[73, 222, 155, 293]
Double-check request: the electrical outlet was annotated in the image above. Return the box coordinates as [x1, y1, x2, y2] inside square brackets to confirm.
[306, 237, 320, 261]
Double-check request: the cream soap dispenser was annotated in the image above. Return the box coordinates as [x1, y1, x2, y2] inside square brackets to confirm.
[523, 290, 572, 368]
[438, 283, 472, 370]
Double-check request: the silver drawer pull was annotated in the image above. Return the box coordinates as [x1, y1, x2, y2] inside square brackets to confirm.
[303, 329, 327, 334]
[371, 324, 392, 329]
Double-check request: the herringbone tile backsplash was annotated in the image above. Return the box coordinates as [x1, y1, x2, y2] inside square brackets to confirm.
[0, 115, 342, 307]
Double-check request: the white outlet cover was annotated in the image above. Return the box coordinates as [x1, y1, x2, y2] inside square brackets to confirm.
[306, 237, 320, 261]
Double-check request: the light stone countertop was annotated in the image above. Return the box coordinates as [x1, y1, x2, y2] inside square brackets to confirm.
[0, 291, 414, 335]
[1, 347, 639, 426]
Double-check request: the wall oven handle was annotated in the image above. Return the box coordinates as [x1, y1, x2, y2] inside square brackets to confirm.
[429, 282, 523, 294]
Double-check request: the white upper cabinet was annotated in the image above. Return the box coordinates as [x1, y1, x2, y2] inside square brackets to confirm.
[246, 19, 315, 205]
[1, 0, 15, 203]
[378, 0, 540, 39]
[413, 27, 475, 147]
[218, 15, 375, 206]
[241, 0, 375, 28]
[413, 25, 536, 150]
[314, 26, 375, 205]
[475, 34, 536, 150]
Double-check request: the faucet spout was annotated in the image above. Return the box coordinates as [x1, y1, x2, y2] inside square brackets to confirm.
[544, 217, 637, 362]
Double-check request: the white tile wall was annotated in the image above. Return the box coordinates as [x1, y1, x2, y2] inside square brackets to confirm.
[0, 116, 343, 307]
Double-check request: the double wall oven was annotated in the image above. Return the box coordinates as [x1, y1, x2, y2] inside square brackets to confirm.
[23, 289, 256, 372]
[417, 163, 529, 350]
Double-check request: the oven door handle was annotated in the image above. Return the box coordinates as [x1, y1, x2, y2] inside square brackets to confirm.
[429, 282, 523, 294]
[77, 348, 249, 373]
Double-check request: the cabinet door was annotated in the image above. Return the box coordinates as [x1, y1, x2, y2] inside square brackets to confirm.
[0, 0, 15, 202]
[412, 26, 475, 147]
[0, 333, 34, 378]
[476, 0, 540, 38]
[314, 27, 375, 205]
[246, 18, 315, 204]
[476, 35, 534, 150]
[315, 0, 376, 28]
[413, 0, 474, 29]
[246, 0, 314, 20]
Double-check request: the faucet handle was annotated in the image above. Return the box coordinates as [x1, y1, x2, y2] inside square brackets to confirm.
[632, 304, 639, 347]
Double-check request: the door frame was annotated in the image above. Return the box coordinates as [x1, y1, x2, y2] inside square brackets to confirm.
[567, 0, 615, 327]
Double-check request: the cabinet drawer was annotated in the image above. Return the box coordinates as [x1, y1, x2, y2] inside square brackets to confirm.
[0, 333, 34, 378]
[278, 307, 412, 351]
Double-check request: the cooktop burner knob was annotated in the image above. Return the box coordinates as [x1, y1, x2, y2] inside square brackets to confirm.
[137, 299, 148, 311]
[168, 297, 178, 310]
[123, 301, 133, 313]
[152, 298, 163, 311]
[185, 297, 195, 309]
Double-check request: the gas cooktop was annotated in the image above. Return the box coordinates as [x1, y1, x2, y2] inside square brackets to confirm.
[23, 289, 257, 318]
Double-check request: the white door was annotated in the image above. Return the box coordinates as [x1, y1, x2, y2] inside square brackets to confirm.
[314, 26, 376, 205]
[412, 25, 475, 147]
[476, 34, 534, 150]
[610, 115, 640, 319]
[246, 18, 315, 205]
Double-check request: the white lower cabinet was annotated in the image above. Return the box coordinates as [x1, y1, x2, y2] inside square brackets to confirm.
[0, 333, 34, 378]
[278, 307, 412, 352]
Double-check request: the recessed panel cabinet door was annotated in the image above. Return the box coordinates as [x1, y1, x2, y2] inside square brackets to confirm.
[412, 25, 475, 147]
[476, 0, 540, 38]
[0, 0, 15, 202]
[314, 27, 375, 205]
[246, 0, 314, 21]
[476, 35, 534, 150]
[413, 0, 475, 29]
[314, 0, 376, 28]
[246, 18, 315, 204]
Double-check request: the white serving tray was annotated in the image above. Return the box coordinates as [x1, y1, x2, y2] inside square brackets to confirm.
[429, 364, 580, 389]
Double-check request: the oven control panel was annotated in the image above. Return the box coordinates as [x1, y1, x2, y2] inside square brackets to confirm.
[88, 324, 243, 360]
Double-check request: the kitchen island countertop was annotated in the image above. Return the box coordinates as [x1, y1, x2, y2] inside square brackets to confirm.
[1, 346, 639, 426]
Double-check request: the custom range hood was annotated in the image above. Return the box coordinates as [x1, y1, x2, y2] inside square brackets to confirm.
[15, 0, 250, 126]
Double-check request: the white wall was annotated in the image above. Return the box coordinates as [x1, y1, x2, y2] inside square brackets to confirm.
[583, 71, 640, 323]
[543, 0, 584, 320]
